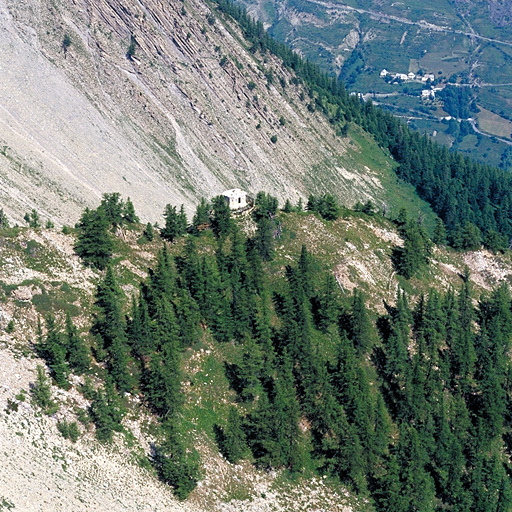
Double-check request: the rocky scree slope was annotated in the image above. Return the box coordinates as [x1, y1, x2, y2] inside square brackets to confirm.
[0, 0, 390, 226]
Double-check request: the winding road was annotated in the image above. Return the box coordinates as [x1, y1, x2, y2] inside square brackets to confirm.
[306, 0, 512, 49]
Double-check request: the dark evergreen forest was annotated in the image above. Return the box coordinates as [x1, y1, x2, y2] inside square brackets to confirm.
[36, 193, 512, 511]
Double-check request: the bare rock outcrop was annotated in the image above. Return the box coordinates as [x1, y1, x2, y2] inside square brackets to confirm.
[0, 0, 384, 226]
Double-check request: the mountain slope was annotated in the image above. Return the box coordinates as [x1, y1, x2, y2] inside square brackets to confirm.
[238, 0, 512, 166]
[0, 220, 369, 512]
[0, 0, 421, 226]
[2, 207, 512, 510]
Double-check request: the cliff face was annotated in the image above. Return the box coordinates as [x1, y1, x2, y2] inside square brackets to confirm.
[0, 0, 391, 225]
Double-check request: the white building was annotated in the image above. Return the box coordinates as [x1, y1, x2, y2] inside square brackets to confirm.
[408, 72, 416, 80]
[380, 69, 389, 77]
[223, 188, 248, 210]
[394, 73, 408, 81]
[421, 74, 435, 82]
[421, 89, 435, 99]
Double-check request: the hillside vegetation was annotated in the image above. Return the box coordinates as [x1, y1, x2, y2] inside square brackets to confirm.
[3, 194, 512, 510]
[6, 0, 512, 257]
[6, 0, 512, 509]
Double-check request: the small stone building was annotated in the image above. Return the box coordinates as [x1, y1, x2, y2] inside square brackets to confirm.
[223, 188, 248, 210]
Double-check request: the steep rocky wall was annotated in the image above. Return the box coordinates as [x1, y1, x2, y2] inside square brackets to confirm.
[0, 0, 384, 225]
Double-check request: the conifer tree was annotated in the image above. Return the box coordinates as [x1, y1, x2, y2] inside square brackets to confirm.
[320, 401, 368, 493]
[283, 199, 293, 213]
[217, 406, 248, 464]
[253, 292, 275, 379]
[0, 208, 9, 228]
[245, 389, 275, 465]
[449, 269, 476, 393]
[397, 425, 436, 512]
[373, 394, 392, 462]
[180, 237, 204, 304]
[108, 334, 136, 393]
[99, 192, 124, 227]
[145, 339, 182, 417]
[200, 256, 231, 340]
[146, 245, 176, 311]
[253, 191, 278, 221]
[451, 222, 482, 251]
[174, 287, 200, 348]
[254, 216, 275, 261]
[306, 194, 318, 212]
[236, 335, 264, 402]
[210, 195, 232, 238]
[161, 204, 181, 242]
[122, 197, 139, 224]
[298, 244, 313, 299]
[315, 273, 339, 332]
[393, 220, 432, 279]
[331, 330, 357, 406]
[178, 204, 188, 234]
[143, 222, 154, 241]
[484, 229, 507, 253]
[318, 194, 339, 221]
[373, 452, 410, 512]
[155, 421, 200, 500]
[127, 294, 153, 359]
[31, 365, 58, 415]
[43, 316, 69, 389]
[272, 355, 304, 471]
[245, 239, 265, 294]
[383, 291, 412, 419]
[65, 312, 90, 374]
[350, 289, 375, 355]
[432, 218, 447, 245]
[192, 198, 210, 233]
[74, 207, 113, 270]
[89, 377, 125, 442]
[24, 208, 40, 228]
[91, 266, 125, 360]
[229, 228, 251, 340]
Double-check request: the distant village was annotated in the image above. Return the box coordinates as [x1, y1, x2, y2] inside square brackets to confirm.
[379, 69, 442, 100]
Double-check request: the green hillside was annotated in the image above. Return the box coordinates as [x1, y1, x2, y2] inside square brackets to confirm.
[6, 1, 512, 509]
[4, 193, 512, 510]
